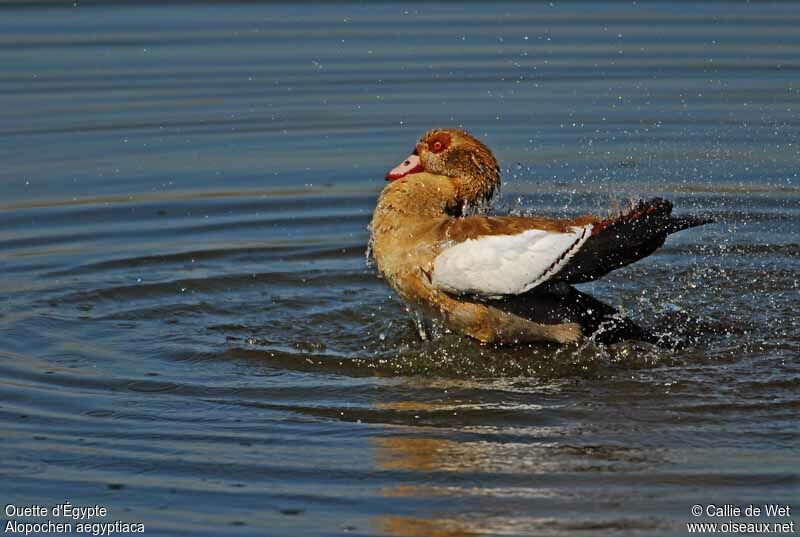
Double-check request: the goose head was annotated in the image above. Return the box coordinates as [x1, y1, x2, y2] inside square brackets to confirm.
[385, 128, 501, 211]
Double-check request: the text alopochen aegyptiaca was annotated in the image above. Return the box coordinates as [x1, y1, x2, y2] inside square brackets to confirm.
[370, 128, 711, 345]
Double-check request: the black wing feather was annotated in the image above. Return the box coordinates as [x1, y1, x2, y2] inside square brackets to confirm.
[554, 198, 712, 284]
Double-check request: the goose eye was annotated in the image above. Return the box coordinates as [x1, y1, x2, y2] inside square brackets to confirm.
[427, 133, 451, 153]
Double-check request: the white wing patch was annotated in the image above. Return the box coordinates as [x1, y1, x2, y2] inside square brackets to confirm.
[432, 225, 592, 296]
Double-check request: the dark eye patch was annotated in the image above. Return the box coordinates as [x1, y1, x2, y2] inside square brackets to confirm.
[427, 132, 451, 154]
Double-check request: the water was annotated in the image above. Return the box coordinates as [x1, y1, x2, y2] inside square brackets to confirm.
[1, 2, 798, 536]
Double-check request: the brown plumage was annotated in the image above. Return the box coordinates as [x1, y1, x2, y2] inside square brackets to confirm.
[370, 128, 711, 345]
[371, 171, 584, 344]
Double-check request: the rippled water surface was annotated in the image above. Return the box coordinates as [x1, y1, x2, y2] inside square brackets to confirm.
[1, 2, 798, 536]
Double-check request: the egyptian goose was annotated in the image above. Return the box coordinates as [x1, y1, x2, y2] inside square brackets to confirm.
[370, 128, 711, 345]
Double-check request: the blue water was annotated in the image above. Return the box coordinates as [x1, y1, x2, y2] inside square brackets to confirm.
[1, 2, 798, 536]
